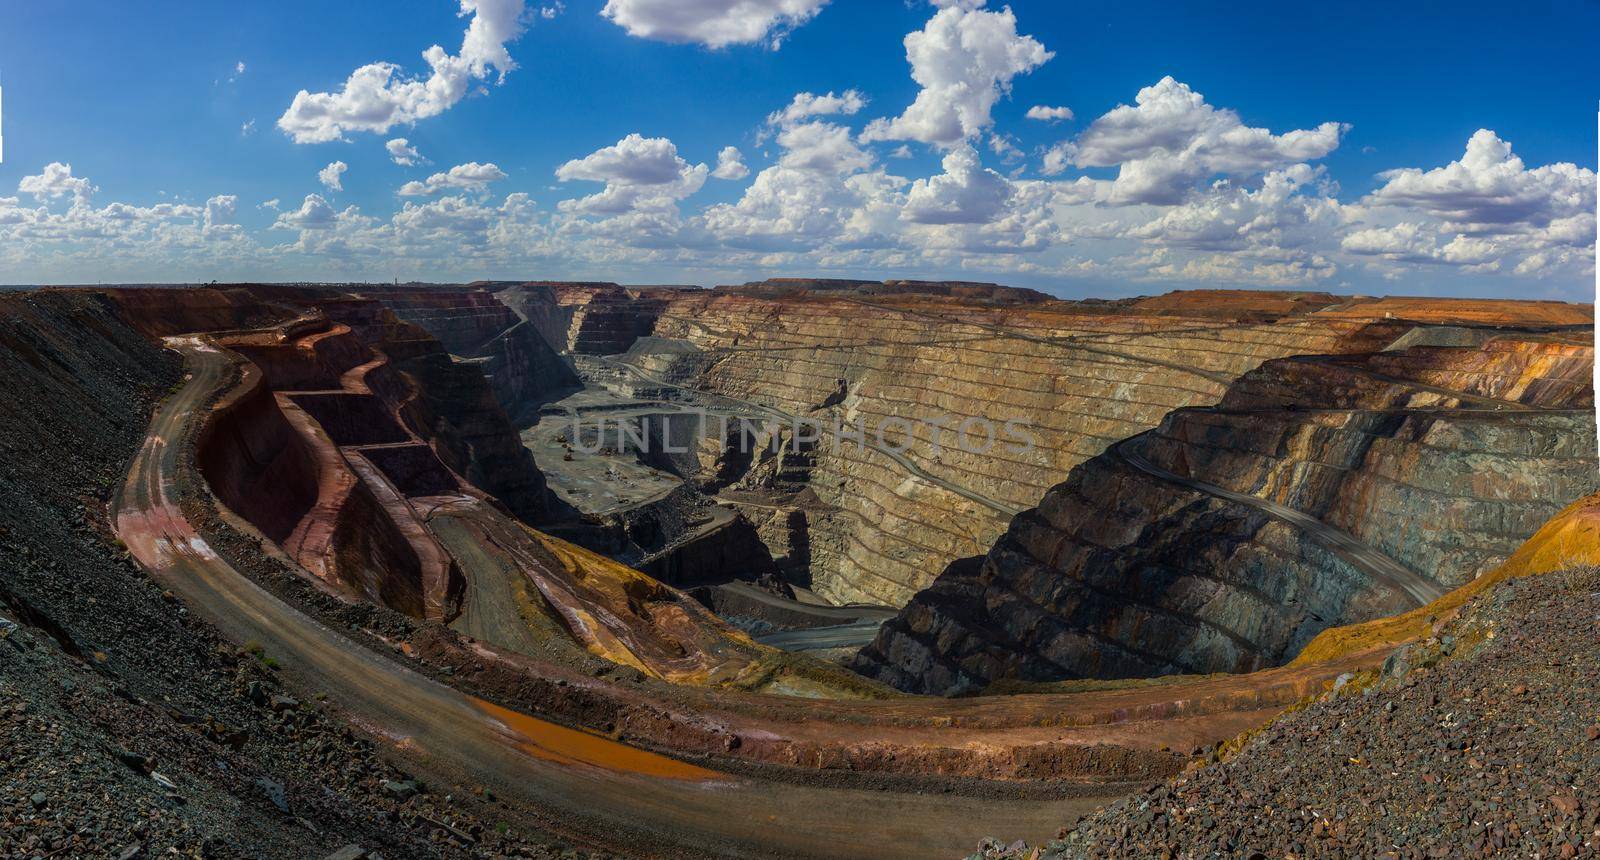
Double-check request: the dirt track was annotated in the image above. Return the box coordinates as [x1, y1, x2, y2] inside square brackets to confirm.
[1111, 435, 1445, 606]
[756, 618, 892, 650]
[111, 338, 1122, 858]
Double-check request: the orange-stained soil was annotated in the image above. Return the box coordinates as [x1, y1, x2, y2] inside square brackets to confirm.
[468, 696, 722, 781]
[1293, 492, 1600, 666]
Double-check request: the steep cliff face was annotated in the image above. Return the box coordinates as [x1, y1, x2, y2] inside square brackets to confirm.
[313, 298, 554, 523]
[358, 286, 580, 423]
[501, 282, 674, 355]
[591, 287, 1408, 607]
[199, 318, 465, 620]
[855, 332, 1597, 693]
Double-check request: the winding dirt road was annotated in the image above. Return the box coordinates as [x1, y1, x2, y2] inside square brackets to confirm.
[756, 619, 892, 651]
[717, 581, 897, 625]
[713, 581, 899, 652]
[1110, 435, 1445, 606]
[111, 337, 1115, 858]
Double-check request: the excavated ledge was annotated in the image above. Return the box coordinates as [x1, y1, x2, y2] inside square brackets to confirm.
[77, 284, 1600, 805]
[188, 314, 471, 621]
[856, 332, 1598, 693]
[504, 283, 1419, 607]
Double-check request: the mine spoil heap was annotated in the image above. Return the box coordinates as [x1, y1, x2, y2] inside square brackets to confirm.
[983, 562, 1600, 859]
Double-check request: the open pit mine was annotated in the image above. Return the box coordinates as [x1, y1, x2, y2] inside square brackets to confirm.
[2, 280, 1597, 859]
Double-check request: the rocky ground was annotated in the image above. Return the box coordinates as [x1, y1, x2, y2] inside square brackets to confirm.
[0, 292, 593, 858]
[966, 565, 1600, 859]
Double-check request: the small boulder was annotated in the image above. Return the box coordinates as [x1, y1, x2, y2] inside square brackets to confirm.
[1550, 794, 1580, 816]
[116, 749, 152, 774]
[380, 779, 419, 801]
[257, 777, 290, 813]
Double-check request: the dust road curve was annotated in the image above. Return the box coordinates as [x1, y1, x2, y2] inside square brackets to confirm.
[1111, 435, 1445, 607]
[715, 582, 897, 651]
[716, 581, 897, 625]
[111, 337, 1104, 859]
[756, 619, 891, 651]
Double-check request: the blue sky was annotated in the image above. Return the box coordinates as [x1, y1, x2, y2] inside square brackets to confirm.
[0, 0, 1594, 299]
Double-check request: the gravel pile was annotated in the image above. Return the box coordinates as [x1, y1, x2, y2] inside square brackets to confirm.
[967, 566, 1600, 859]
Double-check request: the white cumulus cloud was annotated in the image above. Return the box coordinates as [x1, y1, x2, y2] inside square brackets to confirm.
[203, 195, 241, 237]
[711, 146, 750, 180]
[275, 194, 341, 230]
[861, 2, 1052, 147]
[19, 163, 95, 205]
[1127, 164, 1342, 258]
[1025, 105, 1072, 122]
[902, 144, 1012, 224]
[386, 138, 428, 166]
[1065, 76, 1347, 204]
[319, 161, 349, 191]
[398, 162, 509, 196]
[1337, 128, 1600, 279]
[703, 116, 897, 250]
[766, 90, 867, 127]
[600, 0, 829, 49]
[277, 0, 530, 143]
[1366, 129, 1594, 229]
[556, 134, 708, 214]
[1339, 131, 1596, 280]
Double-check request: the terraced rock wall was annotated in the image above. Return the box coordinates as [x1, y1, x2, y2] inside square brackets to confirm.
[322, 302, 553, 523]
[856, 335, 1598, 693]
[359, 286, 580, 423]
[196, 370, 320, 544]
[501, 283, 671, 355]
[616, 290, 1406, 606]
[198, 329, 456, 619]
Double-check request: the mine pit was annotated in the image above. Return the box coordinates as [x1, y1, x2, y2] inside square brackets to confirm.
[105, 282, 1600, 686]
[14, 281, 1591, 857]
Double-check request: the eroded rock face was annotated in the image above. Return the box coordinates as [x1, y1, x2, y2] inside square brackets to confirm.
[855, 333, 1598, 694]
[532, 285, 1410, 607]
[359, 285, 581, 423]
[200, 317, 466, 620]
[324, 300, 554, 524]
[499, 282, 670, 356]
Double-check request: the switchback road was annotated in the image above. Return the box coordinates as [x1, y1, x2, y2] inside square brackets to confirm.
[110, 337, 1114, 859]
